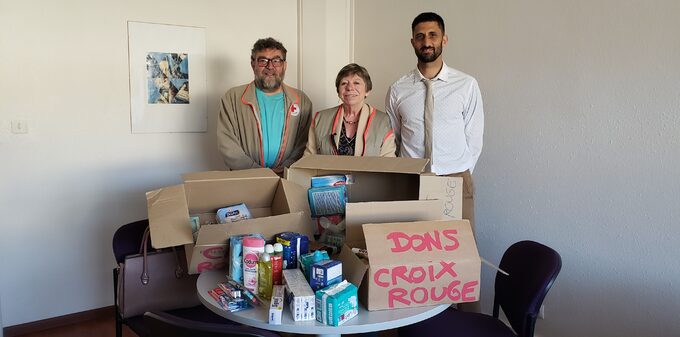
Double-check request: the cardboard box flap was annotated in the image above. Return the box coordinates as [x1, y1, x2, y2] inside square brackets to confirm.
[195, 211, 312, 244]
[362, 220, 480, 266]
[183, 170, 279, 213]
[182, 168, 278, 181]
[338, 244, 369, 288]
[418, 175, 464, 220]
[146, 184, 193, 248]
[289, 155, 428, 175]
[345, 200, 443, 246]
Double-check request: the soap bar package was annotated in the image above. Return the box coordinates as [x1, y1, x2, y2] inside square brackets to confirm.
[315, 280, 358, 326]
[276, 232, 309, 269]
[216, 203, 252, 223]
[283, 269, 316, 321]
[310, 259, 342, 291]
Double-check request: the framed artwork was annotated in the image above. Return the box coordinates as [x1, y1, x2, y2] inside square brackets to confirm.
[127, 21, 207, 133]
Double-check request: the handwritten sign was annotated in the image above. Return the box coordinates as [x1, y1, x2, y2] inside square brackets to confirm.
[362, 220, 480, 310]
[419, 176, 463, 220]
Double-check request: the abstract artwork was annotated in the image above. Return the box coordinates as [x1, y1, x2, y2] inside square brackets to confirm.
[147, 52, 190, 104]
[127, 22, 206, 133]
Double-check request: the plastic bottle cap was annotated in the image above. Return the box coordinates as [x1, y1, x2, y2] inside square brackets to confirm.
[265, 244, 274, 254]
[260, 252, 271, 262]
[273, 243, 283, 253]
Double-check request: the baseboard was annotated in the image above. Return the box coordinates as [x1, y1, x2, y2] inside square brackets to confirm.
[3, 306, 113, 337]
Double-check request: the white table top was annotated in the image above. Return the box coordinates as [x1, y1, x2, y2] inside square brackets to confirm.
[197, 269, 449, 336]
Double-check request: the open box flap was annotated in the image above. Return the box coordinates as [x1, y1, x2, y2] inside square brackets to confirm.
[418, 175, 464, 220]
[338, 244, 369, 288]
[183, 170, 279, 214]
[289, 155, 429, 174]
[146, 184, 193, 248]
[345, 200, 443, 246]
[194, 211, 311, 244]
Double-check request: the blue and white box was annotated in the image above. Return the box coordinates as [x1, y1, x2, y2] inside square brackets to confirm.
[276, 232, 309, 269]
[310, 259, 342, 291]
[308, 186, 346, 217]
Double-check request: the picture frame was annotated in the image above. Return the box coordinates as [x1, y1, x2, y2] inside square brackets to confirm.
[127, 21, 207, 133]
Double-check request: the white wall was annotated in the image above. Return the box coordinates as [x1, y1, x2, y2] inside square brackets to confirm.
[0, 0, 303, 326]
[355, 1, 680, 336]
[299, 0, 354, 110]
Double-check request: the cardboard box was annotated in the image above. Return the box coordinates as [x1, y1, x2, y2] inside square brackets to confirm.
[286, 155, 464, 244]
[145, 168, 313, 274]
[341, 219, 480, 311]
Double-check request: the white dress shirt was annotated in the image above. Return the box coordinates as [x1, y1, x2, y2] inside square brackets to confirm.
[385, 63, 484, 174]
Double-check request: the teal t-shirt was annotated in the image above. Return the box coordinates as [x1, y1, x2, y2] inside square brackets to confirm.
[256, 88, 285, 168]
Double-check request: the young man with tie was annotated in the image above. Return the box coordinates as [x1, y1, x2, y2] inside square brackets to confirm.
[385, 12, 484, 312]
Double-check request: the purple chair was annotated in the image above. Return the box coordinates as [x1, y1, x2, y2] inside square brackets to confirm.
[113, 219, 235, 337]
[144, 311, 280, 337]
[398, 240, 562, 337]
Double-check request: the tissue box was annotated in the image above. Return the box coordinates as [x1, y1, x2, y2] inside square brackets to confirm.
[308, 186, 346, 217]
[315, 280, 358, 326]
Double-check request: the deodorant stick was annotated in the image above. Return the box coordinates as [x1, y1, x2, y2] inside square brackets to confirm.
[242, 237, 265, 293]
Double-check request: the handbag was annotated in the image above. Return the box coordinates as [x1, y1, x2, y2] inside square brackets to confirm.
[117, 226, 200, 318]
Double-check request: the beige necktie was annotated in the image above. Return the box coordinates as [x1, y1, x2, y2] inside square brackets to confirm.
[423, 79, 434, 172]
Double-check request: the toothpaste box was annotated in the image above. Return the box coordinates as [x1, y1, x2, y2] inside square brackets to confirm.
[216, 203, 252, 223]
[308, 185, 346, 217]
[315, 280, 359, 326]
[269, 285, 285, 325]
[283, 269, 316, 321]
[310, 259, 342, 291]
[276, 232, 309, 269]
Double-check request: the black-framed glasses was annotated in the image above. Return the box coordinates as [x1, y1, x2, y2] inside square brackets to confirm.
[254, 57, 285, 68]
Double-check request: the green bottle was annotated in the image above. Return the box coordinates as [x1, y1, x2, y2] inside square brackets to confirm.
[257, 252, 273, 300]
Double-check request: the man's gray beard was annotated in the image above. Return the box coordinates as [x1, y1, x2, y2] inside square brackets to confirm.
[255, 76, 283, 92]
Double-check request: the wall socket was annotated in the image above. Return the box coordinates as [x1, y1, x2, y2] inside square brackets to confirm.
[11, 120, 28, 134]
[539, 304, 545, 319]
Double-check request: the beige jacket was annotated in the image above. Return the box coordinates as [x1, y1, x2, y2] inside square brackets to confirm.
[217, 82, 312, 170]
[304, 104, 396, 157]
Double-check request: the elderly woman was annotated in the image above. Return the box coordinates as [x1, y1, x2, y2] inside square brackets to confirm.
[304, 63, 396, 157]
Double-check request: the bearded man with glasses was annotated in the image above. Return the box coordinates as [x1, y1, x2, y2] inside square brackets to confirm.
[218, 37, 312, 174]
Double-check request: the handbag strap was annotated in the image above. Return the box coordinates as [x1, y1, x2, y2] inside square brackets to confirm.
[139, 226, 185, 285]
[140, 226, 151, 285]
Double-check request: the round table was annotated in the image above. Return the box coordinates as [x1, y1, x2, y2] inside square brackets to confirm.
[197, 270, 449, 337]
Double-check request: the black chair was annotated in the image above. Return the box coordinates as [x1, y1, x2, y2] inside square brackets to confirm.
[398, 240, 562, 337]
[144, 311, 280, 337]
[113, 219, 232, 337]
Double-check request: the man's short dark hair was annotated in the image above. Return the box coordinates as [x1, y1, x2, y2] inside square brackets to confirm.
[335, 63, 373, 93]
[411, 12, 445, 34]
[251, 37, 287, 60]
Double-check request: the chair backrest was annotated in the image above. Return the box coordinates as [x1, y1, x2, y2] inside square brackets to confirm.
[112, 219, 151, 264]
[492, 240, 562, 337]
[144, 311, 281, 337]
